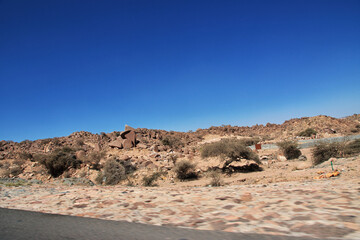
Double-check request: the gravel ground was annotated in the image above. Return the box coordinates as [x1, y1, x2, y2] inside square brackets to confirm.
[1, 177, 360, 239]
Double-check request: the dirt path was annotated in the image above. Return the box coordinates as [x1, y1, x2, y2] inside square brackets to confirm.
[1, 177, 359, 239]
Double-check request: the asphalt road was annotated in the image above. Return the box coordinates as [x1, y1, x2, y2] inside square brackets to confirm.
[0, 207, 319, 240]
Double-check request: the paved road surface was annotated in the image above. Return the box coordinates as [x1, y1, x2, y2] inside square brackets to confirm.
[0, 208, 319, 240]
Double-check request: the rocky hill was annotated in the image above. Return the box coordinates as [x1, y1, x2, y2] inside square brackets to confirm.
[0, 114, 359, 184]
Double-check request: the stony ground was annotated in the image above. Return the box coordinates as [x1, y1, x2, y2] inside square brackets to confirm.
[1, 177, 360, 239]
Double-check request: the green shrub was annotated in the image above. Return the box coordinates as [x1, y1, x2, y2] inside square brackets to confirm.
[201, 138, 260, 169]
[277, 141, 302, 160]
[36, 147, 81, 178]
[312, 142, 339, 165]
[174, 160, 197, 180]
[298, 128, 317, 137]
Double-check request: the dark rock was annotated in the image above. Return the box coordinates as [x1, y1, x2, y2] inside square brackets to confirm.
[122, 139, 133, 149]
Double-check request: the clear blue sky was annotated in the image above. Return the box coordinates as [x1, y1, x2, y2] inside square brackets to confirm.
[1, 0, 359, 142]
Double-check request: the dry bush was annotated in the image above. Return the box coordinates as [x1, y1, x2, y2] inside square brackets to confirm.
[142, 172, 163, 187]
[100, 158, 126, 185]
[9, 165, 23, 176]
[277, 141, 301, 160]
[75, 139, 85, 146]
[240, 137, 261, 146]
[208, 170, 223, 187]
[168, 153, 178, 164]
[161, 136, 184, 149]
[83, 151, 105, 170]
[201, 138, 260, 168]
[174, 160, 197, 181]
[0, 161, 10, 169]
[17, 152, 33, 161]
[298, 128, 317, 137]
[312, 142, 339, 165]
[312, 139, 360, 166]
[12, 159, 26, 166]
[95, 171, 104, 185]
[62, 171, 71, 178]
[343, 139, 360, 156]
[35, 147, 81, 178]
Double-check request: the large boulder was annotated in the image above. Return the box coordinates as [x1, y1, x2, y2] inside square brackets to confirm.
[109, 139, 123, 149]
[122, 139, 133, 149]
[120, 130, 136, 147]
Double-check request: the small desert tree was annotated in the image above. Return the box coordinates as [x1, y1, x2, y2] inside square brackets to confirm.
[201, 138, 260, 170]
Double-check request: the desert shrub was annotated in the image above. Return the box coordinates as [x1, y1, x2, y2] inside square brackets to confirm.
[95, 171, 104, 185]
[173, 160, 197, 180]
[17, 152, 33, 161]
[101, 159, 126, 185]
[0, 161, 10, 169]
[312, 142, 339, 165]
[343, 139, 360, 156]
[75, 139, 85, 146]
[208, 170, 223, 187]
[277, 141, 302, 160]
[201, 138, 260, 168]
[37, 147, 81, 178]
[9, 165, 23, 176]
[62, 171, 71, 178]
[351, 128, 359, 133]
[120, 159, 137, 175]
[168, 153, 178, 164]
[83, 151, 105, 170]
[12, 159, 26, 166]
[240, 137, 261, 146]
[161, 136, 184, 149]
[142, 172, 162, 187]
[20, 139, 33, 145]
[51, 138, 61, 146]
[298, 128, 317, 137]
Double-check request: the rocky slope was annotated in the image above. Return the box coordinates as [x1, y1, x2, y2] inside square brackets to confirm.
[0, 114, 359, 184]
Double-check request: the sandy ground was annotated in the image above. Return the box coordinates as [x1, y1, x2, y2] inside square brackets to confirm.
[1, 155, 360, 239]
